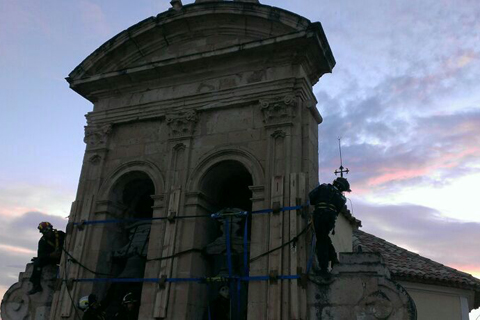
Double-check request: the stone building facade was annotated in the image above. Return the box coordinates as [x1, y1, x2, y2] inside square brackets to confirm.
[1, 1, 419, 319]
[51, 1, 336, 319]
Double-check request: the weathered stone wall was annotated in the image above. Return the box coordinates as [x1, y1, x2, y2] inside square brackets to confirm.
[308, 253, 417, 320]
[46, 1, 336, 319]
[1, 264, 57, 320]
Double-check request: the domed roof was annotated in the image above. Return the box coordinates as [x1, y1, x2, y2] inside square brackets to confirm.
[67, 1, 335, 100]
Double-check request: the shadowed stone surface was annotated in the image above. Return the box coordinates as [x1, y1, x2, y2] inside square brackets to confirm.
[1, 264, 57, 320]
[308, 253, 417, 320]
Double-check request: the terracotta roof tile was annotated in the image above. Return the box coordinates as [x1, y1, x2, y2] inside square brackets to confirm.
[353, 229, 480, 292]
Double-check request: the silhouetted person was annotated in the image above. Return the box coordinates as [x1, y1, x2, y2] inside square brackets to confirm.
[309, 177, 351, 274]
[206, 285, 230, 320]
[114, 292, 140, 320]
[28, 221, 65, 294]
[79, 294, 107, 320]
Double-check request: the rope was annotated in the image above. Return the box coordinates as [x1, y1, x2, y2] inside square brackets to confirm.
[60, 200, 316, 317]
[71, 203, 309, 227]
[71, 274, 302, 284]
[249, 222, 312, 263]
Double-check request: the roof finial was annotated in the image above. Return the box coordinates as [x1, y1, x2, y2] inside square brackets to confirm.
[334, 137, 349, 178]
[170, 0, 183, 10]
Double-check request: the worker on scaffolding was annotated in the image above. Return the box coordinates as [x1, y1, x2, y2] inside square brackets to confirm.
[114, 292, 140, 320]
[79, 294, 107, 320]
[28, 221, 65, 295]
[309, 177, 351, 274]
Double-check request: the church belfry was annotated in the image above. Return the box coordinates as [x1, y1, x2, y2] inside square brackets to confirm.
[52, 1, 335, 319]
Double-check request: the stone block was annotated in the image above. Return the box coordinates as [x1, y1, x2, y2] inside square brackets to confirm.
[308, 253, 416, 320]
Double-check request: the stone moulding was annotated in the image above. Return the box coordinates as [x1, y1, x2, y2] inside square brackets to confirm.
[66, 2, 335, 102]
[260, 95, 297, 127]
[187, 147, 265, 192]
[165, 110, 198, 139]
[97, 160, 165, 201]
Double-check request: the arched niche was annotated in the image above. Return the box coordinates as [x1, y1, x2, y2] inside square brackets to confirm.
[94, 162, 164, 318]
[197, 159, 256, 320]
[200, 160, 253, 212]
[98, 160, 164, 203]
[108, 171, 155, 219]
[188, 147, 264, 193]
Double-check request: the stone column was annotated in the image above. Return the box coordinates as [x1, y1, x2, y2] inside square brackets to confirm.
[153, 110, 199, 319]
[50, 123, 113, 319]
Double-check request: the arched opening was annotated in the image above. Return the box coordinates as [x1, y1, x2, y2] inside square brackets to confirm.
[101, 171, 155, 318]
[200, 160, 253, 212]
[200, 160, 252, 320]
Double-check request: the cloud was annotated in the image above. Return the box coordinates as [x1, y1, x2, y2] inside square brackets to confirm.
[0, 211, 67, 300]
[78, 0, 111, 38]
[0, 1, 51, 60]
[0, 182, 74, 218]
[353, 200, 480, 270]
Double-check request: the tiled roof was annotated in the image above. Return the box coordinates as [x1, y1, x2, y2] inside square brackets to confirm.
[353, 229, 480, 293]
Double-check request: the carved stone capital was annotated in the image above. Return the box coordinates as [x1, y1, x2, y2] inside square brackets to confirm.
[271, 130, 286, 139]
[260, 95, 297, 126]
[84, 124, 112, 148]
[88, 154, 102, 164]
[166, 110, 198, 138]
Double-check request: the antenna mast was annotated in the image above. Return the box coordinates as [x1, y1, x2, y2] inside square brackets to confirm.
[334, 137, 349, 178]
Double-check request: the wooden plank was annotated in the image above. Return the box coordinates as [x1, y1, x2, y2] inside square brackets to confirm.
[61, 196, 93, 317]
[267, 176, 283, 320]
[153, 188, 181, 318]
[298, 173, 308, 319]
[289, 173, 300, 319]
[281, 175, 291, 320]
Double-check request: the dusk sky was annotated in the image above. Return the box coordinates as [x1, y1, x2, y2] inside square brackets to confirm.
[1, 0, 479, 318]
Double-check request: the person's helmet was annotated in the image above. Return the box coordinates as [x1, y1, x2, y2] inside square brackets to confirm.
[79, 295, 89, 310]
[78, 294, 98, 311]
[219, 286, 230, 299]
[38, 222, 53, 233]
[333, 177, 351, 192]
[122, 292, 137, 305]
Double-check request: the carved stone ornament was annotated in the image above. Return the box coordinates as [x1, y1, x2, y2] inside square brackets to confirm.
[166, 110, 198, 138]
[308, 253, 417, 320]
[271, 130, 286, 139]
[88, 154, 102, 164]
[84, 124, 112, 148]
[260, 95, 297, 126]
[1, 264, 57, 320]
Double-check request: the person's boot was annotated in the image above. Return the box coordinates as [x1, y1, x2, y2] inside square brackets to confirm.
[27, 283, 43, 295]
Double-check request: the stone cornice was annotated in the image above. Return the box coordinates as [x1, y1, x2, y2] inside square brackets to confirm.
[68, 2, 315, 81]
[68, 29, 334, 102]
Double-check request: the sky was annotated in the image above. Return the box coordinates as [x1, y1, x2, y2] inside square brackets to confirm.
[0, 0, 479, 318]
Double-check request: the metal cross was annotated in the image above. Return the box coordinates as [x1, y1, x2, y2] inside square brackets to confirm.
[334, 138, 349, 178]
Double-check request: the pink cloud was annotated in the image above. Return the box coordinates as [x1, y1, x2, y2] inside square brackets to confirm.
[366, 147, 480, 187]
[0, 206, 39, 218]
[0, 244, 36, 256]
[449, 264, 480, 280]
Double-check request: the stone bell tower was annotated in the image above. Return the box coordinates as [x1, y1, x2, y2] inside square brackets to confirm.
[48, 1, 336, 319]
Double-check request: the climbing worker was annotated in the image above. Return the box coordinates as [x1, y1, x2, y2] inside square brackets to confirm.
[28, 221, 65, 295]
[308, 177, 351, 274]
[210, 285, 231, 320]
[114, 292, 140, 320]
[79, 294, 107, 320]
